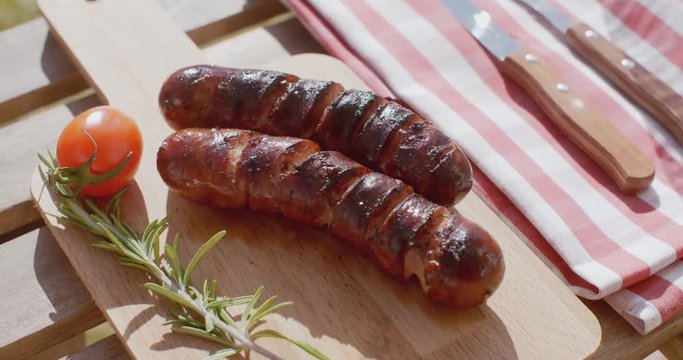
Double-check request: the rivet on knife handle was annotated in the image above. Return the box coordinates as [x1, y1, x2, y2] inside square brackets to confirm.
[499, 49, 655, 193]
[566, 22, 683, 144]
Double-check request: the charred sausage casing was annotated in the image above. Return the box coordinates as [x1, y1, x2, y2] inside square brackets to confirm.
[157, 128, 503, 308]
[158, 65, 473, 206]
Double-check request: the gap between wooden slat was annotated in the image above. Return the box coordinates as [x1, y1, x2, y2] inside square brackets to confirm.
[0, 15, 323, 239]
[0, 91, 100, 239]
[3, 9, 683, 360]
[29, 323, 116, 360]
[0, 16, 324, 359]
[201, 11, 296, 48]
[0, 18, 89, 125]
[0, 201, 43, 244]
[0, 228, 105, 360]
[0, 0, 287, 125]
[180, 0, 287, 46]
[58, 333, 129, 360]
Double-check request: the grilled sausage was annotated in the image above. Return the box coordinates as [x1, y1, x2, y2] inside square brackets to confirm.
[157, 128, 503, 308]
[159, 65, 473, 206]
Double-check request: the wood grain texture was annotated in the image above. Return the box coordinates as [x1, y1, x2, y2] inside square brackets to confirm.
[0, 0, 286, 124]
[588, 300, 683, 360]
[64, 335, 131, 360]
[659, 336, 683, 360]
[0, 18, 87, 124]
[0, 17, 322, 238]
[499, 49, 655, 193]
[0, 94, 98, 238]
[485, 201, 683, 360]
[203, 15, 325, 68]
[0, 2, 678, 360]
[32, 0, 600, 358]
[565, 22, 683, 145]
[0, 19, 323, 358]
[0, 201, 42, 241]
[0, 228, 104, 360]
[158, 0, 286, 45]
[28, 322, 114, 360]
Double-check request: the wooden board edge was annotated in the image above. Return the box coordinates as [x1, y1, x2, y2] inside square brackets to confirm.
[29, 166, 138, 360]
[29, 138, 602, 360]
[280, 53, 603, 356]
[28, 48, 602, 358]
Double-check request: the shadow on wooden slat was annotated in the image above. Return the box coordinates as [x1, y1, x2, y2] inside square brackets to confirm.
[34, 227, 106, 346]
[0, 227, 104, 359]
[1, 0, 288, 125]
[0, 201, 42, 242]
[0, 94, 101, 239]
[0, 18, 87, 124]
[186, 0, 288, 46]
[65, 334, 131, 360]
[264, 17, 326, 57]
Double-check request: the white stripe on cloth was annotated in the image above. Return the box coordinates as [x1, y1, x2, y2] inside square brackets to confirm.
[363, 0, 677, 283]
[557, 0, 683, 167]
[493, 0, 683, 218]
[561, 0, 683, 96]
[637, 0, 683, 37]
[496, 0, 683, 333]
[658, 262, 683, 288]
[605, 288, 662, 334]
[308, 0, 625, 291]
[297, 0, 683, 334]
[511, 225, 611, 300]
[646, 179, 683, 228]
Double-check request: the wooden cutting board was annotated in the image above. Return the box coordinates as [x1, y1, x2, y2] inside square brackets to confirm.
[31, 0, 601, 358]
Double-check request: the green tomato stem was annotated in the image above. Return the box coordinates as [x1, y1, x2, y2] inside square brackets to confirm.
[53, 150, 133, 193]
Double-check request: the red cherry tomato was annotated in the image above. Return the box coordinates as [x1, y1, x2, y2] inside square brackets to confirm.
[56, 106, 143, 197]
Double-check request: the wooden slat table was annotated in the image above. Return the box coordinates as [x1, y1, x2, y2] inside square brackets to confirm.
[0, 1, 678, 359]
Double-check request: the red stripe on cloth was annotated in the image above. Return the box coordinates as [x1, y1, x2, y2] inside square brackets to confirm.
[472, 164, 600, 294]
[285, 1, 395, 99]
[339, 0, 650, 285]
[597, 0, 683, 70]
[604, 289, 651, 334]
[406, 0, 679, 283]
[546, 0, 683, 192]
[468, 0, 683, 256]
[287, 0, 598, 294]
[628, 274, 683, 324]
[546, 1, 683, 190]
[484, 0, 683, 192]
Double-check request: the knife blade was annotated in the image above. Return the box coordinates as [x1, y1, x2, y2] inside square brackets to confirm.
[442, 0, 654, 193]
[516, 0, 683, 145]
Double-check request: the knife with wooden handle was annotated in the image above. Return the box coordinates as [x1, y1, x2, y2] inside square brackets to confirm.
[517, 0, 683, 145]
[442, 0, 654, 194]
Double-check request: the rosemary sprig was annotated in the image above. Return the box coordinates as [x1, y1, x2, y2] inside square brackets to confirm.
[39, 151, 327, 360]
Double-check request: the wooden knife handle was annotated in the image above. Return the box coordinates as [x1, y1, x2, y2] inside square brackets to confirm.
[499, 49, 654, 193]
[566, 22, 683, 144]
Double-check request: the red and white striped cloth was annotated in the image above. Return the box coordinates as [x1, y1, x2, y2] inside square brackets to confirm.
[282, 0, 683, 334]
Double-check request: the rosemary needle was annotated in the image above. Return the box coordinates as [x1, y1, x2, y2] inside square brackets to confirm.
[39, 151, 327, 360]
